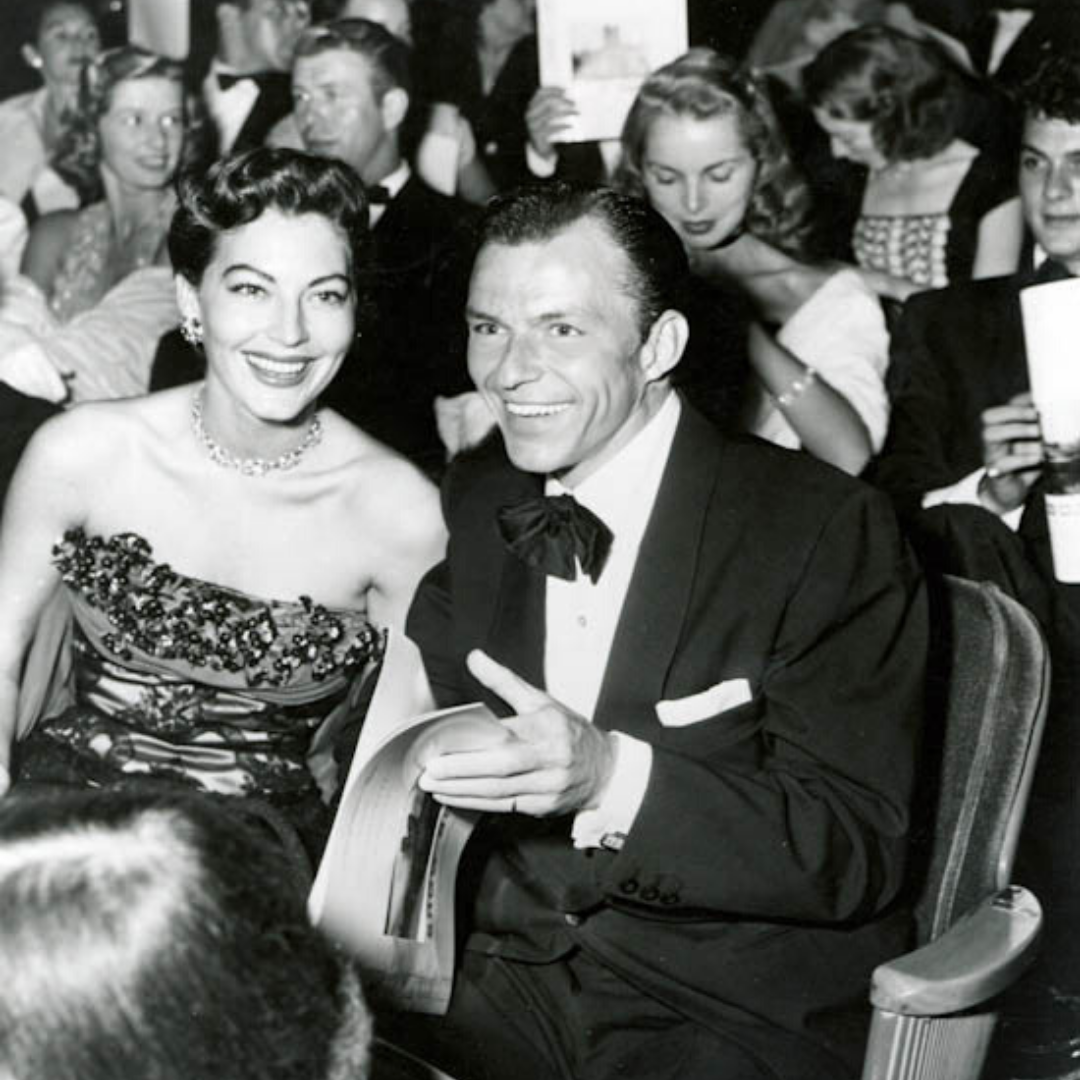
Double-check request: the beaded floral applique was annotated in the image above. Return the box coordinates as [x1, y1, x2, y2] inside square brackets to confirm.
[53, 529, 384, 688]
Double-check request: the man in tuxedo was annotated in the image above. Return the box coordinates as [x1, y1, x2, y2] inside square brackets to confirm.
[292, 17, 472, 472]
[202, 0, 309, 155]
[390, 183, 928, 1080]
[873, 53, 1080, 522]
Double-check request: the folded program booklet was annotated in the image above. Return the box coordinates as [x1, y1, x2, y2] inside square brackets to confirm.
[310, 634, 507, 1014]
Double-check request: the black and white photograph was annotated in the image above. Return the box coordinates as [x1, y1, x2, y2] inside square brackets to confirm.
[0, 1, 1079, 1079]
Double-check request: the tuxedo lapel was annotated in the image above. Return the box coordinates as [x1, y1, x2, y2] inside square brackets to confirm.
[232, 73, 292, 151]
[474, 469, 546, 715]
[593, 405, 724, 736]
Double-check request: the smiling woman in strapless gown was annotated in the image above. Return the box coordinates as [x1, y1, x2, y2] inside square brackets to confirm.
[0, 147, 446, 857]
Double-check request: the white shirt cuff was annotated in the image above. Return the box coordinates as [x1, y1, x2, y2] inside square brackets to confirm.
[921, 468, 985, 511]
[922, 468, 1024, 530]
[571, 732, 652, 850]
[526, 142, 559, 178]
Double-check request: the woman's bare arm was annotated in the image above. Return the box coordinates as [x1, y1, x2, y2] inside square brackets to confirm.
[361, 459, 447, 634]
[748, 322, 874, 475]
[0, 409, 97, 787]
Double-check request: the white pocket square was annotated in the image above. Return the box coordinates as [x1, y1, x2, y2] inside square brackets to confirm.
[656, 678, 753, 728]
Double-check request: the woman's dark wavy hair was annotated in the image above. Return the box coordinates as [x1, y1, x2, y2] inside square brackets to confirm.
[169, 147, 374, 326]
[50, 44, 192, 205]
[614, 48, 815, 260]
[0, 788, 370, 1080]
[803, 25, 963, 163]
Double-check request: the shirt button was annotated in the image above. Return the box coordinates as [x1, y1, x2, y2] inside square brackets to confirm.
[577, 614, 587, 627]
[564, 913, 582, 927]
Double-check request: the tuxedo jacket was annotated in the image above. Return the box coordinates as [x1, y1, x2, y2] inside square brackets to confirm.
[310, 176, 472, 474]
[407, 402, 928, 1077]
[0, 384, 60, 514]
[871, 275, 1029, 518]
[209, 71, 294, 155]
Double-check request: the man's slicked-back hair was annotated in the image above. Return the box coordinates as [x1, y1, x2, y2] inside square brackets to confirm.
[0, 788, 368, 1080]
[1019, 53, 1080, 127]
[294, 16, 411, 101]
[474, 181, 690, 338]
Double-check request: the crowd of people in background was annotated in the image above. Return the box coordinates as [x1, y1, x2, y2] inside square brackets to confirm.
[0, 0, 1079, 1078]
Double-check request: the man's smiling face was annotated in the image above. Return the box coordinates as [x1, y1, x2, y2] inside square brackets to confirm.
[465, 218, 656, 487]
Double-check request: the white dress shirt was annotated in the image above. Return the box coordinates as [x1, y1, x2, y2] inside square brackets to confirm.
[203, 60, 262, 155]
[543, 391, 681, 848]
[368, 160, 410, 228]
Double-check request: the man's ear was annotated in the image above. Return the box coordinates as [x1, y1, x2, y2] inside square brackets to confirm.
[638, 309, 689, 384]
[380, 87, 409, 134]
[174, 275, 202, 324]
[21, 44, 43, 71]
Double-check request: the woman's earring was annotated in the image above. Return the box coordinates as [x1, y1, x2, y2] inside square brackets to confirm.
[180, 315, 203, 347]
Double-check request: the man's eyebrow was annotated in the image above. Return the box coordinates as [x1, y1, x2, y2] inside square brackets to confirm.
[1020, 144, 1049, 158]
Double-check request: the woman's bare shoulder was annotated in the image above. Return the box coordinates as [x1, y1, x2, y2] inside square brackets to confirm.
[24, 389, 189, 471]
[326, 415, 444, 538]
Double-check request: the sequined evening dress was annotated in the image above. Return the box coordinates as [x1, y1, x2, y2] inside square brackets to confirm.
[14, 529, 385, 856]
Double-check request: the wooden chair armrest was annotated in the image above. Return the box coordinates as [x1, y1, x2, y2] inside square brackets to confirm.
[870, 886, 1042, 1016]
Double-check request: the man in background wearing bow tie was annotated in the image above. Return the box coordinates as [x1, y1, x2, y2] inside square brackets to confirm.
[202, 0, 309, 154]
[389, 183, 928, 1080]
[292, 18, 472, 473]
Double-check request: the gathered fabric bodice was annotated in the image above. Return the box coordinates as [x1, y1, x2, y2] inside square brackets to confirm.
[853, 213, 950, 291]
[851, 148, 1016, 290]
[49, 202, 171, 323]
[19, 529, 383, 805]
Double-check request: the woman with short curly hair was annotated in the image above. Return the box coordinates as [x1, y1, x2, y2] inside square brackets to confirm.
[804, 25, 1023, 299]
[615, 48, 890, 476]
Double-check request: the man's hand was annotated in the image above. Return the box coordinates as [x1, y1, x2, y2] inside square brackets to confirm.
[525, 87, 577, 162]
[417, 649, 617, 817]
[980, 391, 1044, 514]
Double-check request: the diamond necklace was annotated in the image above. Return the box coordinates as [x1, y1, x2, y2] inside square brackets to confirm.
[191, 389, 323, 477]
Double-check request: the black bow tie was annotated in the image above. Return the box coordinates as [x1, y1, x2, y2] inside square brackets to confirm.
[497, 494, 613, 584]
[1027, 258, 1075, 286]
[366, 184, 391, 206]
[217, 70, 283, 92]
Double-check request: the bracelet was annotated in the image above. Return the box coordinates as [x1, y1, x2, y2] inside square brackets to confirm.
[774, 367, 818, 409]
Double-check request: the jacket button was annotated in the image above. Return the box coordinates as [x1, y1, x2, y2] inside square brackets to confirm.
[620, 879, 639, 895]
[661, 893, 679, 905]
[564, 913, 582, 927]
[641, 886, 659, 901]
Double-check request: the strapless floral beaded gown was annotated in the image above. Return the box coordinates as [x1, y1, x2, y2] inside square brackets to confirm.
[14, 530, 384, 855]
